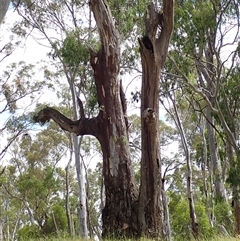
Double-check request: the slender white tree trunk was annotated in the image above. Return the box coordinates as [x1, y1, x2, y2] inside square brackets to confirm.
[170, 95, 198, 239]
[200, 119, 214, 226]
[68, 80, 88, 238]
[206, 108, 227, 202]
[74, 136, 88, 237]
[161, 181, 171, 241]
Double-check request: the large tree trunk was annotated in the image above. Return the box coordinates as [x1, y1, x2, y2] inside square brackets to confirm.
[88, 0, 138, 237]
[138, 1, 174, 238]
[34, 0, 174, 238]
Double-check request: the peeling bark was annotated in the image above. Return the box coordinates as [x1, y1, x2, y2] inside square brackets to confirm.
[35, 0, 138, 237]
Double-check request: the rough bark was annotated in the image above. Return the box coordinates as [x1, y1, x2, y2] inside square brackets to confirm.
[138, 1, 174, 238]
[34, 0, 174, 238]
[89, 1, 138, 236]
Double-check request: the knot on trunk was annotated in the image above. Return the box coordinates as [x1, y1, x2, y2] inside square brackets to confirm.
[143, 108, 156, 123]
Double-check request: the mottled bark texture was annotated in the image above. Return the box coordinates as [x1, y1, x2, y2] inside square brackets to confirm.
[138, 1, 174, 238]
[34, 0, 174, 238]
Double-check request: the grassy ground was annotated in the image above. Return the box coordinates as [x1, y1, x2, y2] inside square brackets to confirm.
[210, 237, 239, 241]
[23, 237, 240, 241]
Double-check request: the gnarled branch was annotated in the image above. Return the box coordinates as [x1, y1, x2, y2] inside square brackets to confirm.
[33, 107, 79, 132]
[33, 107, 100, 138]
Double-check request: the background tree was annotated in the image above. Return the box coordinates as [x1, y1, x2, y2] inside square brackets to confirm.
[167, 0, 239, 235]
[0, 122, 83, 240]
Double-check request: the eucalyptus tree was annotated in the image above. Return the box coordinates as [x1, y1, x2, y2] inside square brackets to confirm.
[13, 0, 96, 236]
[0, 18, 48, 161]
[161, 87, 199, 239]
[1, 123, 78, 239]
[15, 0, 174, 238]
[168, 0, 240, 233]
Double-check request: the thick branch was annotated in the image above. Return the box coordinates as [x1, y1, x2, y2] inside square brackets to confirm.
[145, 3, 160, 39]
[33, 107, 100, 137]
[162, 0, 174, 38]
[90, 0, 119, 55]
[156, 0, 174, 63]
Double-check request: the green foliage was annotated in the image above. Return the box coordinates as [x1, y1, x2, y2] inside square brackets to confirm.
[87, 163, 103, 237]
[1, 61, 45, 114]
[108, 0, 150, 37]
[43, 204, 68, 235]
[173, 0, 217, 52]
[214, 201, 234, 235]
[59, 31, 89, 67]
[169, 195, 215, 240]
[3, 0, 240, 240]
[0, 123, 79, 239]
[18, 225, 42, 240]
